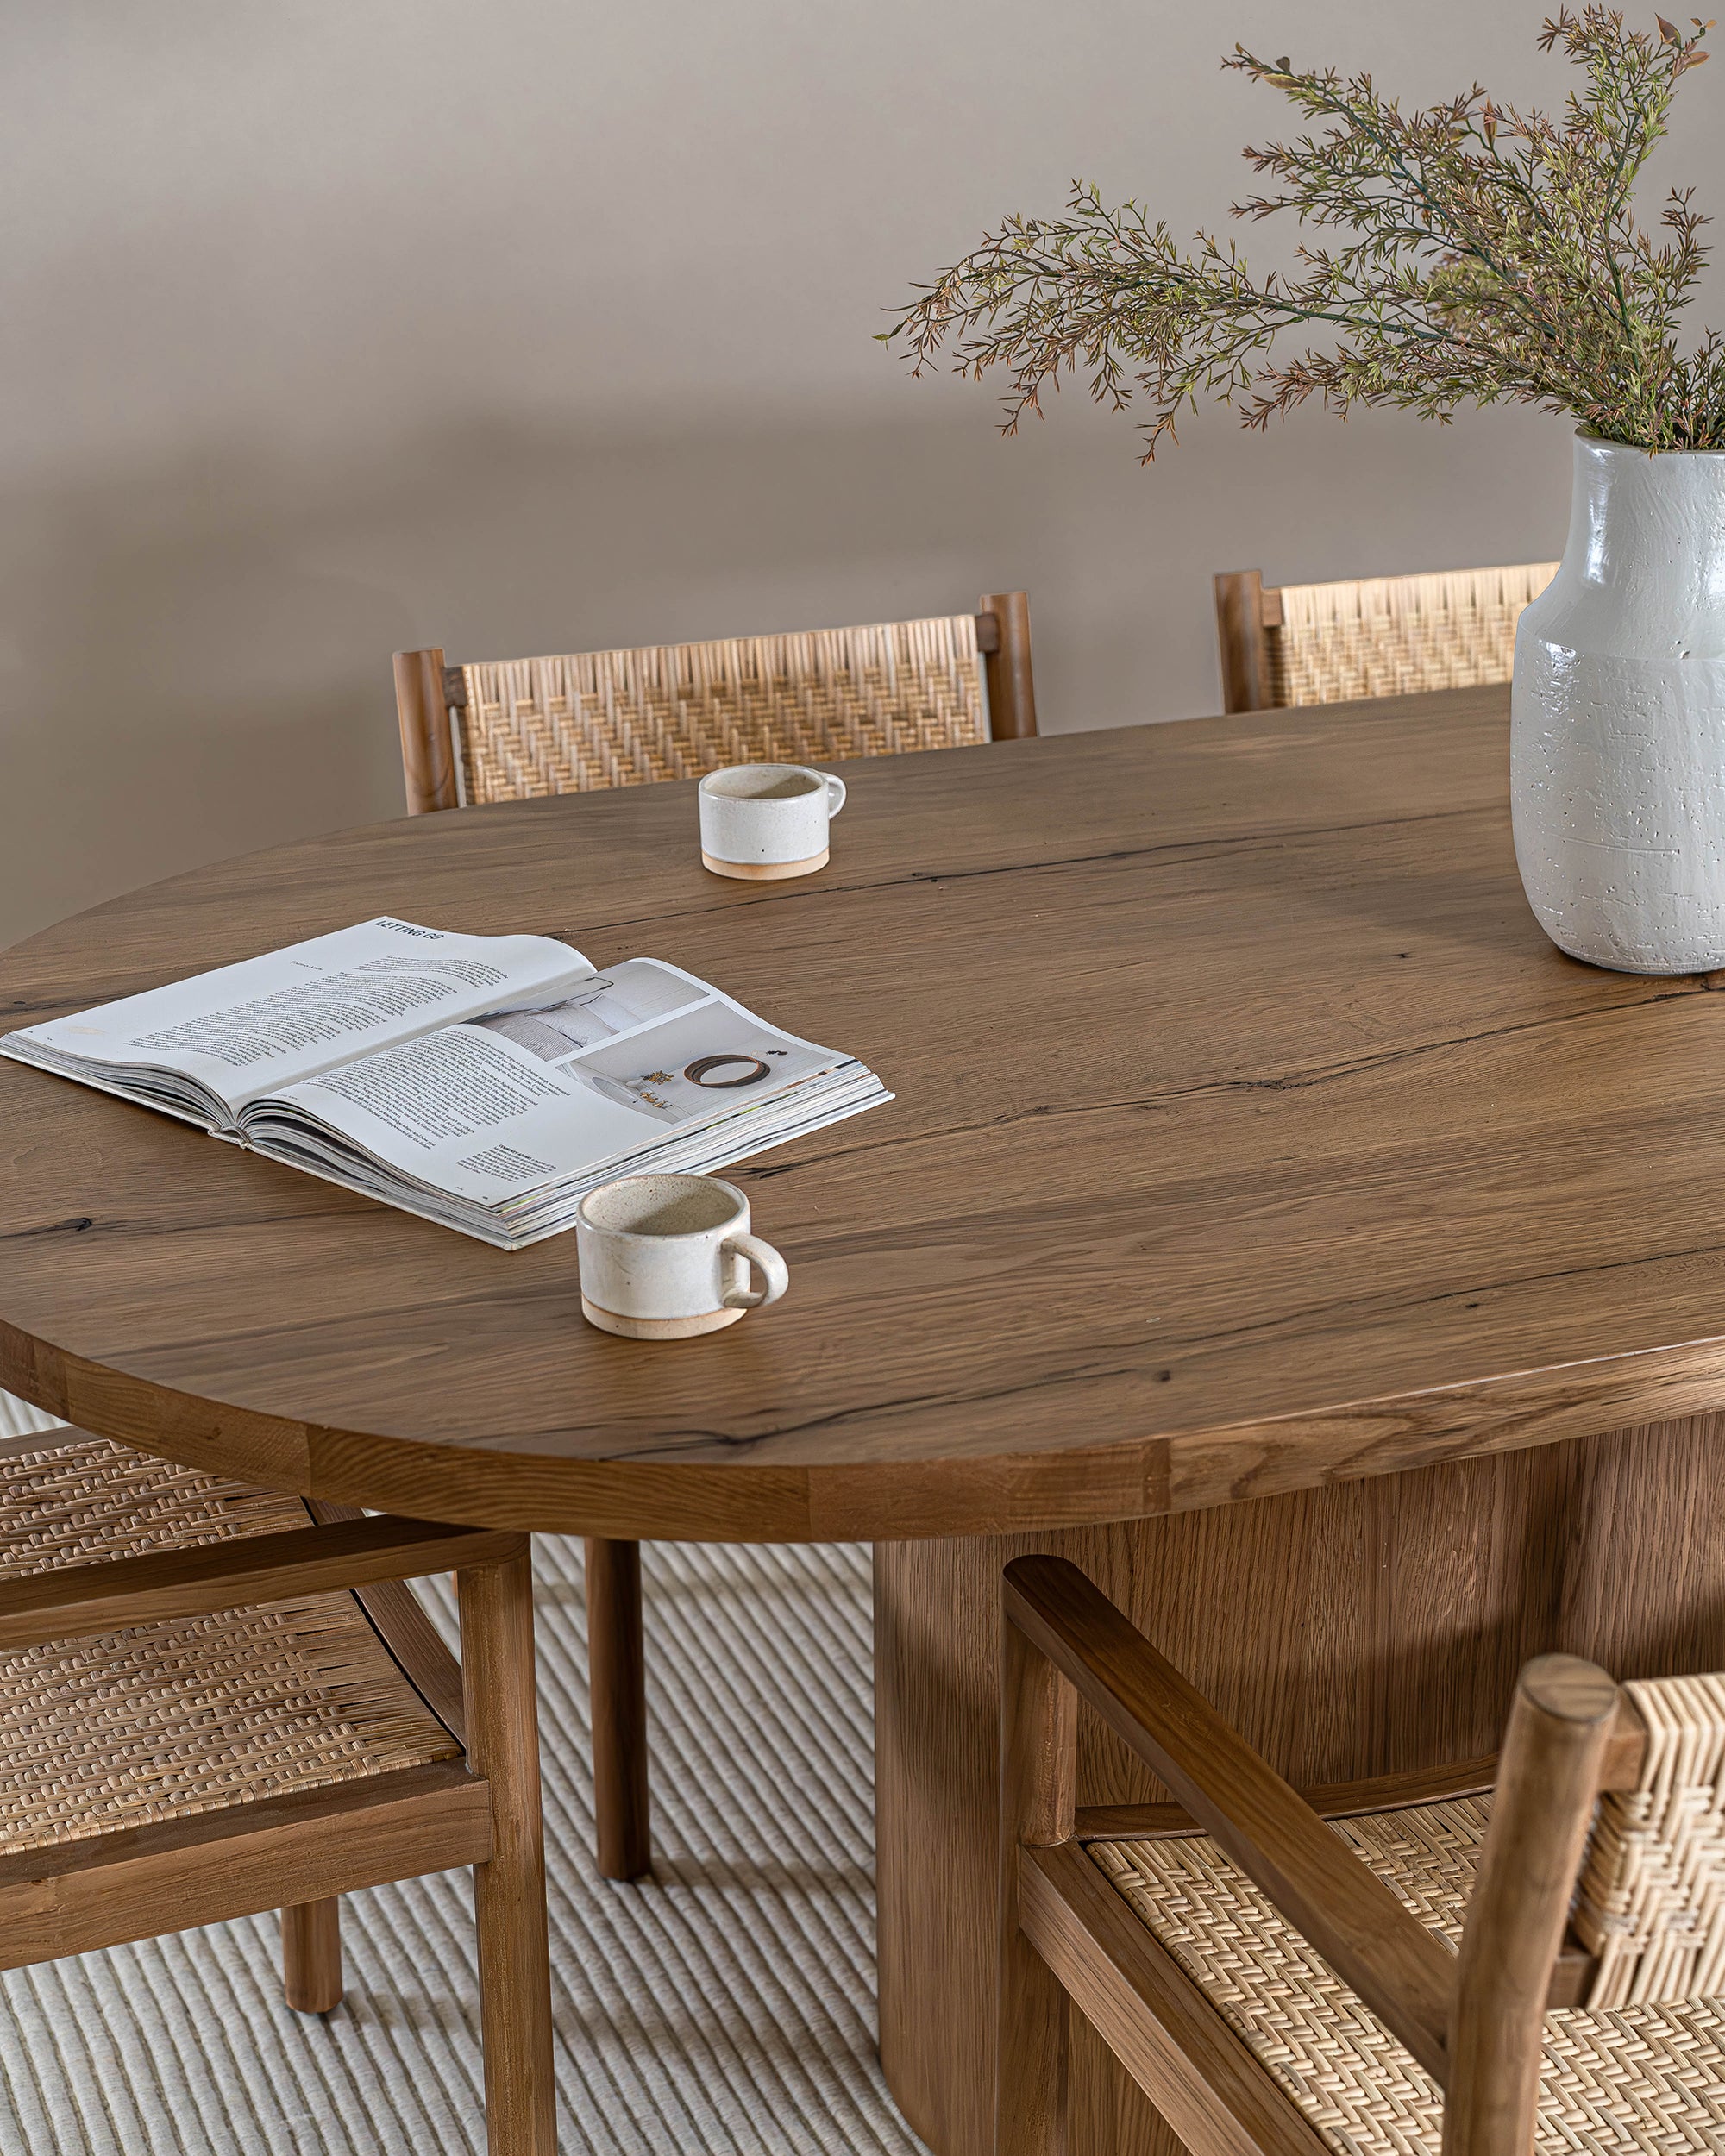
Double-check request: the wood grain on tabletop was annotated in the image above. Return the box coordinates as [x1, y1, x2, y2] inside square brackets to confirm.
[4, 686, 1725, 1536]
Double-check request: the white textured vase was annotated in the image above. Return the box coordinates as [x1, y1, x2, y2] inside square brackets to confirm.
[1512, 431, 1725, 973]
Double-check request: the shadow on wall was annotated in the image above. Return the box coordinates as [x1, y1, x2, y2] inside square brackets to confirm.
[0, 397, 1570, 949]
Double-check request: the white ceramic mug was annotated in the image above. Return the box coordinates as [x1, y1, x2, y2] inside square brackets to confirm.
[574, 1173, 789, 1340]
[698, 763, 847, 881]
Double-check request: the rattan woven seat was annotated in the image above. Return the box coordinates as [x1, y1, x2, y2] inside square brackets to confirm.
[1214, 561, 1559, 714]
[0, 1435, 458, 1855]
[1094, 1791, 1725, 2155]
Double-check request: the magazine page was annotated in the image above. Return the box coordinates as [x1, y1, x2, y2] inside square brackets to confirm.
[244, 958, 850, 1209]
[1, 918, 593, 1120]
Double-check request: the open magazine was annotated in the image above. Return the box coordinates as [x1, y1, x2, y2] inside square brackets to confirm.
[0, 917, 890, 1250]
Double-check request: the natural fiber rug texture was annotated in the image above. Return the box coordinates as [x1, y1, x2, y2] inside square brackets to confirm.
[0, 1394, 924, 2155]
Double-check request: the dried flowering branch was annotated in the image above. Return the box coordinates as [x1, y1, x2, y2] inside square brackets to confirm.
[883, 9, 1723, 454]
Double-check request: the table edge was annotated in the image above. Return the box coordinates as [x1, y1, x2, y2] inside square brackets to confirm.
[5, 1322, 1722, 1539]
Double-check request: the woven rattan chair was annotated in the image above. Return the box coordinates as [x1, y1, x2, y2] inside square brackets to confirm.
[998, 1557, 1725, 2156]
[1213, 562, 1559, 715]
[391, 593, 1037, 1887]
[0, 1431, 554, 2156]
[393, 593, 1036, 813]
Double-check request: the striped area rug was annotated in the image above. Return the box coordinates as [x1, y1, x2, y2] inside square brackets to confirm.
[0, 1396, 925, 2155]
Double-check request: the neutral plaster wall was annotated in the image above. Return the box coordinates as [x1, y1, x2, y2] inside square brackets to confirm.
[4, 1, 1721, 947]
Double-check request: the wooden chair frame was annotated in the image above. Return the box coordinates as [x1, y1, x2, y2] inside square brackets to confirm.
[391, 590, 1035, 1885]
[1213, 569, 1281, 717]
[998, 1556, 1648, 2156]
[0, 1510, 556, 2156]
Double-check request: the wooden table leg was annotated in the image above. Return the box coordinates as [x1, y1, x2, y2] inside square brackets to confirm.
[461, 1543, 557, 2156]
[874, 1417, 1725, 2156]
[586, 1536, 652, 1881]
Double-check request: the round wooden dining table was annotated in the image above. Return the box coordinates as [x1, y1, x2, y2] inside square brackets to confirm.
[4, 684, 1725, 2156]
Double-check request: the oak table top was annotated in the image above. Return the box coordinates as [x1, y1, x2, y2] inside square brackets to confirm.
[3, 685, 1725, 1541]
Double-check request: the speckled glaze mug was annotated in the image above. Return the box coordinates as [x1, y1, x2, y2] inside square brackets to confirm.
[575, 1173, 789, 1340]
[698, 763, 846, 880]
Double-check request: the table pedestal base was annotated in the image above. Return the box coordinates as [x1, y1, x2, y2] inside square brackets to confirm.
[874, 1418, 1725, 2156]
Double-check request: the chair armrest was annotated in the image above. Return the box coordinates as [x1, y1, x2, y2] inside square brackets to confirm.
[1004, 1555, 1457, 2083]
[0, 1515, 524, 1652]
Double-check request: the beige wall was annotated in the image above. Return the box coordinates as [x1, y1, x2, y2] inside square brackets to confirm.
[5, 2, 1720, 948]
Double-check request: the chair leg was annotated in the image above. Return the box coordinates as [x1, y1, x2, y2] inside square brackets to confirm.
[460, 1542, 556, 2156]
[281, 1898, 343, 2014]
[998, 1614, 1076, 2156]
[585, 1537, 651, 1881]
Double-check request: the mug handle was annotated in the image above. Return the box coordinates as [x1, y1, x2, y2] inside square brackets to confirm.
[821, 772, 847, 818]
[722, 1232, 789, 1310]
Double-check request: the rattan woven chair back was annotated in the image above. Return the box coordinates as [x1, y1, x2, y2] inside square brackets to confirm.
[1214, 561, 1559, 714]
[1571, 1670, 1725, 2006]
[996, 1556, 1725, 2156]
[393, 592, 1036, 814]
[0, 1430, 555, 2153]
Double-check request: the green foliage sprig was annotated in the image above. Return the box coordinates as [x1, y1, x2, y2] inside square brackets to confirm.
[885, 9, 1722, 454]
